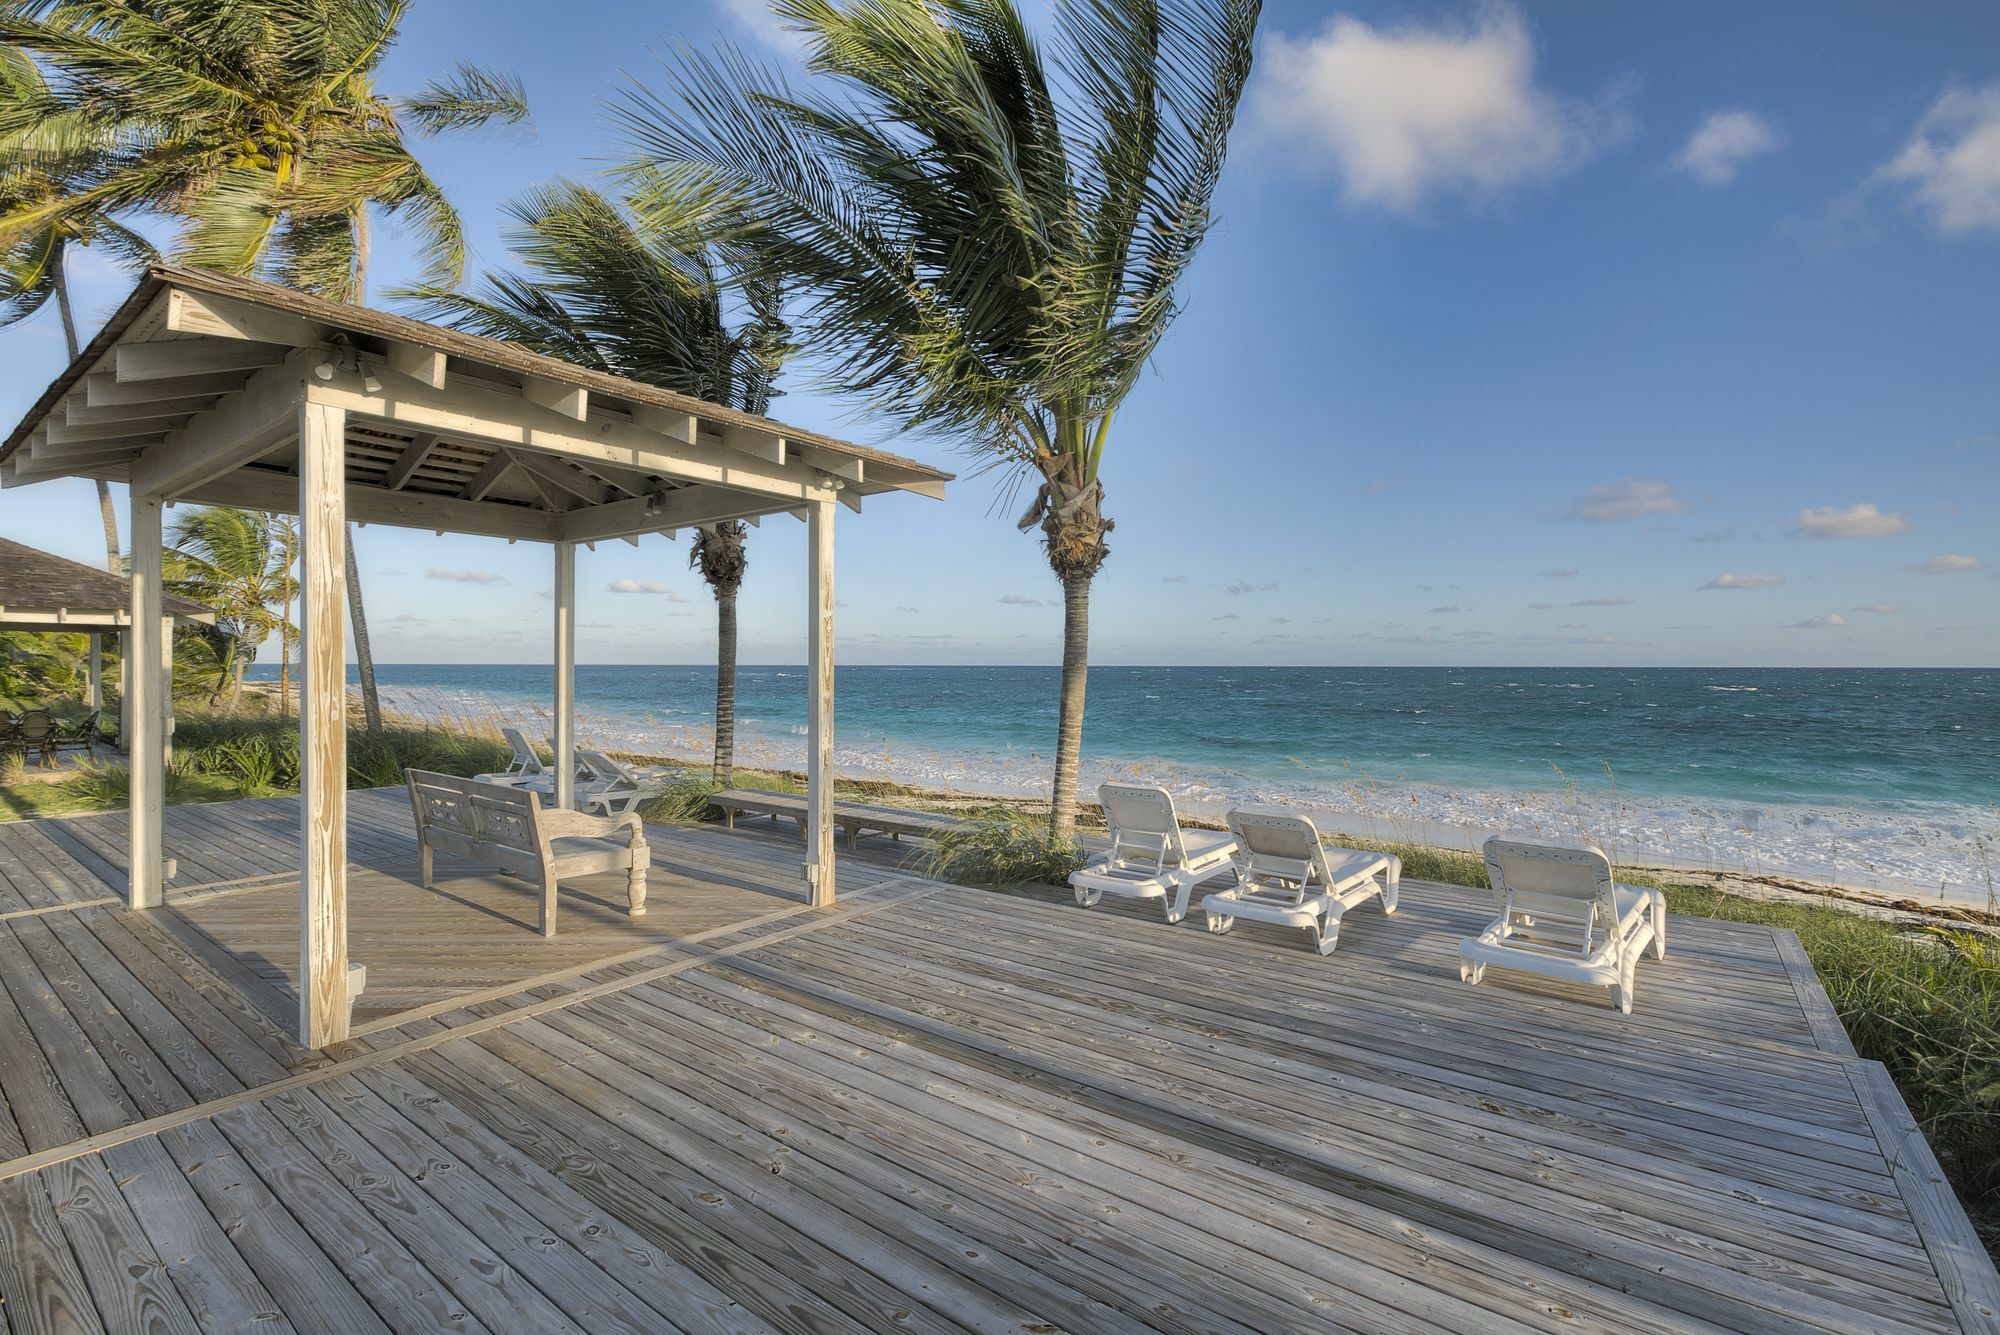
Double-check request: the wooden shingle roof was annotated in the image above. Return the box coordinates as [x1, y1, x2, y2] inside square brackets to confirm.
[0, 537, 212, 626]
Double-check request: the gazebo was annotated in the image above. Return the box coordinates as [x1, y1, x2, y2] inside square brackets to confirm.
[0, 535, 213, 747]
[0, 264, 950, 1046]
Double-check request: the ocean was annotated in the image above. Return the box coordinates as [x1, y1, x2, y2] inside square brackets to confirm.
[257, 662, 2000, 900]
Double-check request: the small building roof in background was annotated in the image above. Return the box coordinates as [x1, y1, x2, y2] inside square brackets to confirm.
[0, 537, 213, 629]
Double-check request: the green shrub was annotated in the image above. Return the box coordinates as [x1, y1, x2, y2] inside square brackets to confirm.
[639, 775, 726, 824]
[911, 812, 1085, 889]
[58, 762, 130, 806]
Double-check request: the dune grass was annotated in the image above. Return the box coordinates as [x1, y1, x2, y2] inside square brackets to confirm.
[908, 811, 1086, 888]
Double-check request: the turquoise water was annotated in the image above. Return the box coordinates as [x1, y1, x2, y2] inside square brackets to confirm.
[259, 662, 2000, 892]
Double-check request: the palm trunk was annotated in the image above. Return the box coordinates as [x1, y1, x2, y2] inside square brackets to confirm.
[50, 249, 123, 574]
[1049, 571, 1092, 841]
[713, 585, 737, 785]
[344, 528, 382, 733]
[343, 208, 383, 733]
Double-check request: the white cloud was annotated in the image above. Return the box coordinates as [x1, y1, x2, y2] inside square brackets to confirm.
[1671, 110, 1783, 186]
[1785, 613, 1847, 630]
[714, 0, 807, 57]
[1566, 478, 1688, 523]
[607, 578, 688, 600]
[1225, 580, 1279, 595]
[1251, 3, 1631, 214]
[1854, 603, 1902, 614]
[1793, 502, 1908, 539]
[1571, 596, 1634, 607]
[1699, 573, 1784, 590]
[1428, 604, 1467, 614]
[425, 566, 507, 585]
[1912, 553, 1985, 574]
[998, 594, 1047, 607]
[1876, 84, 2000, 235]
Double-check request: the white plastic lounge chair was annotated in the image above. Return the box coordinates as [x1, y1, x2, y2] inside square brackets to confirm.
[475, 727, 547, 787]
[1200, 810, 1399, 955]
[1458, 837, 1666, 1014]
[1068, 784, 1237, 924]
[573, 748, 645, 817]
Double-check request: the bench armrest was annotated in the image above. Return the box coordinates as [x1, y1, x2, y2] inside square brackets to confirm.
[540, 806, 646, 847]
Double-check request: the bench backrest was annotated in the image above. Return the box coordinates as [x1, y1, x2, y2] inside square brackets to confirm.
[1482, 836, 1616, 958]
[408, 769, 545, 861]
[16, 710, 55, 742]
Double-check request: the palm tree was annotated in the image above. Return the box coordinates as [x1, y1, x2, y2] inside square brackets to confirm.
[0, 0, 531, 731]
[0, 45, 152, 572]
[165, 506, 298, 713]
[403, 180, 791, 784]
[613, 0, 1259, 838]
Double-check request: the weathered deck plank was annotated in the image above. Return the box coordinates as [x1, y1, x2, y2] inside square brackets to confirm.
[0, 796, 1990, 1332]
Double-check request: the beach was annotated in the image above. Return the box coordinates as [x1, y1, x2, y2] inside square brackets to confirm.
[287, 662, 2000, 912]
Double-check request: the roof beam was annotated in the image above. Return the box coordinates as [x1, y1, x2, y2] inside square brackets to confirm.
[67, 394, 218, 426]
[85, 368, 254, 407]
[557, 483, 794, 544]
[509, 449, 616, 506]
[458, 452, 513, 502]
[794, 442, 862, 484]
[48, 414, 192, 446]
[522, 375, 587, 421]
[179, 467, 560, 542]
[310, 366, 835, 504]
[165, 287, 329, 348]
[129, 351, 313, 499]
[720, 425, 786, 466]
[379, 433, 440, 491]
[386, 342, 447, 390]
[116, 338, 291, 383]
[629, 404, 695, 443]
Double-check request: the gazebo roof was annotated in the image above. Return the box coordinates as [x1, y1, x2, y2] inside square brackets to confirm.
[0, 536, 212, 631]
[0, 265, 949, 542]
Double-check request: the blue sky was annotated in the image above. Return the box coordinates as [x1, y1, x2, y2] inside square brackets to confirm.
[2, 0, 1995, 667]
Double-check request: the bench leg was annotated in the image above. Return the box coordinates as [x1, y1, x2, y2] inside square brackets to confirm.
[627, 849, 648, 917]
[540, 873, 559, 938]
[724, 810, 736, 831]
[418, 845, 433, 891]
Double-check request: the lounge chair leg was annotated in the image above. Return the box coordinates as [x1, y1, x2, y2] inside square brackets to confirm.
[1650, 894, 1667, 959]
[1314, 914, 1339, 956]
[1163, 880, 1194, 925]
[1206, 910, 1233, 935]
[1073, 884, 1101, 909]
[1380, 856, 1401, 914]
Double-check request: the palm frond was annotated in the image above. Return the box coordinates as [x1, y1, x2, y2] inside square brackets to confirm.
[401, 61, 530, 134]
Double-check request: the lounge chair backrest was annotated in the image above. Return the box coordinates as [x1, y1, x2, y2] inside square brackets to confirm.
[1482, 837, 1616, 958]
[502, 727, 545, 775]
[1098, 783, 1187, 866]
[1227, 810, 1330, 903]
[577, 749, 637, 788]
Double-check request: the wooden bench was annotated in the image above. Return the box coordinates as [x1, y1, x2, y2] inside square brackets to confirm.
[710, 787, 969, 849]
[406, 769, 648, 938]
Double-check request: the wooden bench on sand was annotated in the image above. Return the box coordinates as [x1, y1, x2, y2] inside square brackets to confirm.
[710, 787, 970, 848]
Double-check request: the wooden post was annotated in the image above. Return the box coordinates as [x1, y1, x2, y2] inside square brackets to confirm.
[127, 495, 164, 909]
[552, 540, 576, 813]
[116, 630, 129, 754]
[298, 395, 350, 1047]
[805, 497, 836, 906]
[86, 634, 101, 712]
[160, 615, 175, 766]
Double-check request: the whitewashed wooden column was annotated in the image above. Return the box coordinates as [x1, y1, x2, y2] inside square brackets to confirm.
[126, 495, 164, 909]
[805, 497, 836, 906]
[298, 395, 351, 1047]
[160, 614, 175, 766]
[86, 635, 101, 713]
[116, 631, 129, 753]
[552, 540, 576, 812]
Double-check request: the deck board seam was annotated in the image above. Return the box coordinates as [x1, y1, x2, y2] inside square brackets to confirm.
[0, 879, 940, 1185]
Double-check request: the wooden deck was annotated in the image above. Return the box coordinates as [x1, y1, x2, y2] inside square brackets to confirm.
[0, 796, 1992, 1332]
